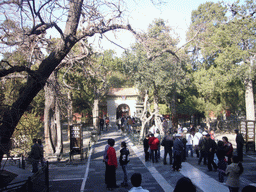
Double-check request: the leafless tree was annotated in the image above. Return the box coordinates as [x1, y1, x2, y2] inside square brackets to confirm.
[0, 0, 137, 163]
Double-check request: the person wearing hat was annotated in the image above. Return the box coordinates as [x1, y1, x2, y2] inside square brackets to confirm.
[198, 131, 208, 165]
[205, 133, 218, 171]
[172, 133, 184, 171]
[235, 129, 245, 162]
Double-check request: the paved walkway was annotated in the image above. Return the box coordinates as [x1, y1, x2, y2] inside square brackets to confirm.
[82, 129, 164, 192]
[82, 127, 256, 192]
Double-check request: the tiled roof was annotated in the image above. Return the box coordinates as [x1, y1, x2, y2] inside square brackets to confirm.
[107, 88, 139, 96]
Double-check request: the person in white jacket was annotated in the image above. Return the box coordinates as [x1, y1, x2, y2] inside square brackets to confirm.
[193, 129, 203, 158]
[186, 131, 194, 157]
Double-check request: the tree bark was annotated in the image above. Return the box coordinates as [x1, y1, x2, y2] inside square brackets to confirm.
[92, 99, 99, 133]
[55, 96, 63, 155]
[153, 92, 164, 135]
[245, 78, 255, 121]
[44, 71, 63, 156]
[44, 74, 55, 155]
[140, 92, 149, 139]
[244, 56, 255, 121]
[67, 91, 73, 138]
[171, 89, 178, 129]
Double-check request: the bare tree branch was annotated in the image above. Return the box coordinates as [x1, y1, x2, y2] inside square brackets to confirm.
[176, 30, 200, 53]
[0, 65, 35, 78]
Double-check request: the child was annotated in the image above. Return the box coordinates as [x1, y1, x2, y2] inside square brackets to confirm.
[216, 141, 227, 183]
[120, 141, 130, 187]
[226, 155, 244, 192]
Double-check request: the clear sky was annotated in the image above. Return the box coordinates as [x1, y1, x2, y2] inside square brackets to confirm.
[91, 0, 237, 56]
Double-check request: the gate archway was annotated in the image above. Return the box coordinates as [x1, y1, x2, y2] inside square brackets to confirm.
[116, 104, 130, 119]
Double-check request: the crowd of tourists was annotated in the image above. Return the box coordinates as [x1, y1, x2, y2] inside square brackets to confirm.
[100, 116, 139, 134]
[103, 129, 255, 192]
[142, 123, 252, 192]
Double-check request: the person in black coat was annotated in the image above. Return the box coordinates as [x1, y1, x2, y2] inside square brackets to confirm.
[143, 135, 150, 161]
[172, 134, 184, 171]
[205, 134, 218, 171]
[119, 141, 130, 187]
[235, 129, 245, 162]
[161, 132, 173, 165]
[99, 118, 104, 131]
[216, 140, 227, 183]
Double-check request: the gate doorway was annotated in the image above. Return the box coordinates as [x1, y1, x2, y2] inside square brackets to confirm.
[116, 104, 130, 119]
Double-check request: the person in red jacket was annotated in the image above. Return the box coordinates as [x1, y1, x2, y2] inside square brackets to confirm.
[148, 133, 160, 163]
[106, 139, 119, 190]
[223, 136, 233, 165]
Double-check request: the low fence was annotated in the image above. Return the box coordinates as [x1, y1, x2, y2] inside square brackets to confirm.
[0, 161, 49, 192]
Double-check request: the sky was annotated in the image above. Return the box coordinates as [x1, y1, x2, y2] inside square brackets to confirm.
[0, 0, 239, 59]
[90, 0, 234, 56]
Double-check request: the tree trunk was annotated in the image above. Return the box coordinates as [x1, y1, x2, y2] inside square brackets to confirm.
[44, 71, 63, 156]
[171, 90, 178, 129]
[0, 0, 83, 162]
[55, 97, 63, 155]
[245, 57, 255, 121]
[93, 99, 99, 133]
[140, 91, 149, 139]
[67, 91, 73, 138]
[44, 74, 55, 155]
[153, 93, 164, 136]
[245, 78, 255, 121]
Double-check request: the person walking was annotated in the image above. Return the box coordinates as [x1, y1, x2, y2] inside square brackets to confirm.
[186, 130, 194, 158]
[30, 138, 42, 173]
[143, 135, 150, 161]
[105, 117, 110, 131]
[37, 139, 44, 167]
[235, 129, 245, 162]
[193, 129, 202, 158]
[172, 133, 184, 171]
[161, 132, 173, 165]
[205, 134, 218, 172]
[198, 132, 208, 165]
[226, 155, 244, 192]
[103, 139, 111, 185]
[148, 133, 160, 163]
[127, 117, 133, 134]
[216, 140, 227, 183]
[119, 141, 130, 187]
[106, 139, 118, 190]
[181, 131, 187, 162]
[223, 136, 233, 165]
[100, 118, 104, 131]
[155, 129, 161, 159]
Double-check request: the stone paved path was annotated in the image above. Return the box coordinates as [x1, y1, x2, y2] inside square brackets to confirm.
[82, 129, 164, 192]
[81, 127, 256, 192]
